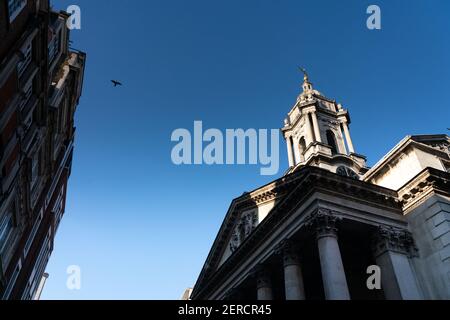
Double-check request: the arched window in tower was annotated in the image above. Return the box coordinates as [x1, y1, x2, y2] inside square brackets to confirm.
[299, 137, 306, 162]
[336, 166, 359, 180]
[289, 136, 295, 158]
[326, 130, 338, 155]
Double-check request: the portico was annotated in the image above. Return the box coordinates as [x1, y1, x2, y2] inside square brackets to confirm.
[191, 162, 423, 300]
[219, 206, 419, 301]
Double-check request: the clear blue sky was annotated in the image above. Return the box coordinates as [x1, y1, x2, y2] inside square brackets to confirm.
[42, 0, 450, 299]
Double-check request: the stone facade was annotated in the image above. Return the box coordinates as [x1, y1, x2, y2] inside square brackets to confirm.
[191, 72, 450, 300]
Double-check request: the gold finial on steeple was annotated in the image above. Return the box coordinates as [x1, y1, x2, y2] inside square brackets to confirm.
[298, 66, 313, 92]
[298, 66, 309, 82]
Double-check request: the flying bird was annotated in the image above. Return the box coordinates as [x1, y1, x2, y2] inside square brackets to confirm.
[111, 80, 123, 87]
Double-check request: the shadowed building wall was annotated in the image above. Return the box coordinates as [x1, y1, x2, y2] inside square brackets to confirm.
[0, 0, 86, 300]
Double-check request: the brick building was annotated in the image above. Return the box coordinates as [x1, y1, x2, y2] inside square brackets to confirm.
[0, 0, 85, 299]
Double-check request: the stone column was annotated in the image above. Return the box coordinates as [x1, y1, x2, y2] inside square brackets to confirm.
[340, 134, 348, 155]
[311, 111, 322, 143]
[341, 121, 355, 154]
[373, 226, 422, 300]
[305, 113, 316, 146]
[293, 138, 302, 164]
[310, 209, 350, 300]
[255, 266, 274, 300]
[280, 240, 306, 300]
[286, 136, 295, 167]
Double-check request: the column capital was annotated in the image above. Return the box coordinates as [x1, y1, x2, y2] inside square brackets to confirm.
[307, 208, 341, 239]
[286, 136, 295, 167]
[275, 239, 301, 267]
[372, 225, 418, 258]
[311, 110, 322, 143]
[250, 264, 272, 290]
[339, 117, 349, 124]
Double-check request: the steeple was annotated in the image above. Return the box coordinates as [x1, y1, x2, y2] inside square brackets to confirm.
[281, 69, 368, 178]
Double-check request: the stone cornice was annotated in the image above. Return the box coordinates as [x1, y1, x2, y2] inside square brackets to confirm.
[364, 135, 450, 182]
[286, 152, 369, 176]
[398, 167, 450, 213]
[282, 102, 349, 134]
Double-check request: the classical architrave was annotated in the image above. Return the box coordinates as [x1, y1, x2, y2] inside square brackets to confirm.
[364, 135, 450, 184]
[398, 168, 450, 214]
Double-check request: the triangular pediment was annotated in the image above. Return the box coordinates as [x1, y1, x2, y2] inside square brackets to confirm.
[193, 168, 314, 291]
[217, 200, 279, 268]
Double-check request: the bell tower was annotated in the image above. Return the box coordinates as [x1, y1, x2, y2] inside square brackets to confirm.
[281, 69, 368, 178]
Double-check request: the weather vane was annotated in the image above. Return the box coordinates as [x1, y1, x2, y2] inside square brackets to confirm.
[298, 66, 309, 81]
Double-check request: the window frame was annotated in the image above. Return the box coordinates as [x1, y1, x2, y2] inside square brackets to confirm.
[326, 130, 338, 155]
[17, 40, 33, 77]
[0, 204, 16, 255]
[19, 75, 34, 110]
[48, 29, 62, 63]
[7, 0, 27, 23]
[2, 258, 22, 299]
[23, 208, 44, 257]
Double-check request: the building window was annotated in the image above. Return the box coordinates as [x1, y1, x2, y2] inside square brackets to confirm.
[0, 205, 16, 255]
[17, 41, 32, 77]
[326, 130, 338, 154]
[48, 29, 61, 63]
[336, 166, 359, 180]
[2, 259, 22, 299]
[19, 76, 34, 110]
[8, 0, 27, 23]
[298, 137, 306, 162]
[30, 147, 45, 208]
[23, 208, 44, 257]
[22, 111, 33, 133]
[53, 186, 65, 231]
[56, 98, 68, 134]
[23, 228, 51, 300]
[30, 149, 40, 190]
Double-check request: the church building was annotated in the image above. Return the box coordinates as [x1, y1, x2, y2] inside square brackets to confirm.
[191, 71, 450, 300]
